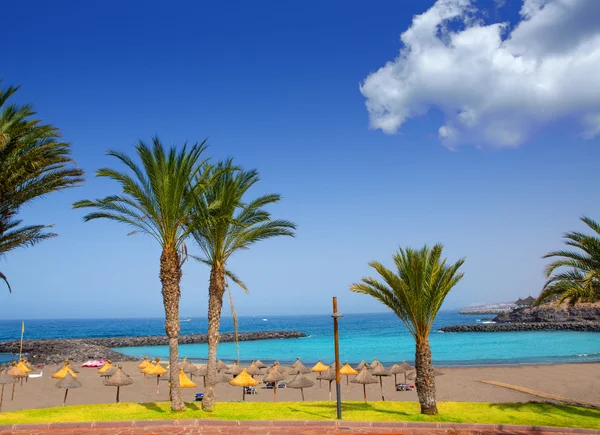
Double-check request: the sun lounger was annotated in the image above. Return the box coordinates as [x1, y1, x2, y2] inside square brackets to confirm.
[244, 387, 257, 395]
[396, 383, 414, 391]
[194, 393, 204, 401]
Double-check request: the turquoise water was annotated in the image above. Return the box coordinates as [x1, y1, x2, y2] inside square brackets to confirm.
[2, 312, 599, 366]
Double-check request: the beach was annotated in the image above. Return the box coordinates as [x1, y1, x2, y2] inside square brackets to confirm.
[3, 361, 599, 412]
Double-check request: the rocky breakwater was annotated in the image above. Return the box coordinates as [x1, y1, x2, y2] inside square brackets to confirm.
[0, 330, 307, 365]
[441, 303, 600, 333]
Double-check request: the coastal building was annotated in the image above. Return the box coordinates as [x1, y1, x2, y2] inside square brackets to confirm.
[513, 296, 536, 308]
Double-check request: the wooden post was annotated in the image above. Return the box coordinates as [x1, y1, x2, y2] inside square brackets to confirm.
[116, 386, 120, 403]
[363, 384, 367, 403]
[332, 297, 343, 419]
[379, 376, 385, 401]
[11, 383, 15, 401]
[63, 389, 68, 406]
[0, 384, 4, 411]
[156, 376, 160, 395]
[242, 387, 246, 401]
[301, 388, 305, 402]
[273, 384, 277, 402]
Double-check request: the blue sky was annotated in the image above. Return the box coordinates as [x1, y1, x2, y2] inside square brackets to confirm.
[2, 0, 600, 319]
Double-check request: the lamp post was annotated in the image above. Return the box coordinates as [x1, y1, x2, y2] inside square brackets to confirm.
[332, 297, 343, 420]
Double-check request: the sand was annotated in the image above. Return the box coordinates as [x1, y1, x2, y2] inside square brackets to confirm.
[2, 362, 599, 412]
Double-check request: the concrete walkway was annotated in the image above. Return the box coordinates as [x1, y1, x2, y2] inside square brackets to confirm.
[0, 421, 597, 435]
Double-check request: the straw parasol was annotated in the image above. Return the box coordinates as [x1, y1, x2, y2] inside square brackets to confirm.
[369, 358, 382, 370]
[354, 360, 367, 371]
[217, 360, 228, 371]
[316, 367, 337, 401]
[179, 368, 196, 389]
[104, 365, 133, 403]
[254, 360, 267, 369]
[7, 363, 27, 401]
[181, 359, 198, 380]
[226, 360, 244, 376]
[287, 373, 314, 402]
[147, 358, 167, 394]
[351, 367, 378, 403]
[406, 367, 444, 380]
[390, 362, 412, 384]
[229, 368, 258, 401]
[371, 363, 391, 401]
[262, 367, 286, 402]
[288, 361, 310, 375]
[22, 359, 34, 372]
[52, 360, 78, 379]
[140, 359, 156, 383]
[17, 358, 31, 374]
[0, 369, 17, 411]
[246, 361, 264, 378]
[55, 372, 82, 406]
[138, 357, 150, 370]
[311, 360, 329, 387]
[97, 360, 112, 374]
[340, 362, 358, 391]
[289, 357, 301, 368]
[195, 363, 207, 386]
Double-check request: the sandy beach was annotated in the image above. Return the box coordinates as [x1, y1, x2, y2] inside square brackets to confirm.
[2, 361, 599, 412]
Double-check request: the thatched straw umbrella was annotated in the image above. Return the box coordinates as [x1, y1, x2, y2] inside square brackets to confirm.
[17, 358, 31, 381]
[217, 360, 228, 371]
[254, 360, 267, 369]
[289, 361, 310, 375]
[147, 359, 167, 394]
[262, 367, 286, 402]
[102, 365, 120, 379]
[246, 361, 263, 378]
[369, 358, 382, 370]
[22, 358, 34, 372]
[340, 362, 358, 391]
[390, 362, 412, 384]
[226, 360, 243, 376]
[97, 360, 112, 374]
[195, 363, 207, 387]
[179, 368, 196, 389]
[371, 363, 391, 401]
[181, 359, 198, 380]
[317, 367, 337, 400]
[138, 357, 150, 370]
[11, 360, 29, 386]
[351, 367, 377, 403]
[289, 357, 301, 368]
[55, 372, 82, 406]
[52, 361, 78, 380]
[406, 367, 444, 381]
[7, 363, 27, 400]
[311, 360, 329, 387]
[287, 373, 314, 402]
[104, 365, 133, 403]
[0, 369, 16, 411]
[354, 360, 367, 371]
[140, 359, 156, 383]
[229, 369, 258, 401]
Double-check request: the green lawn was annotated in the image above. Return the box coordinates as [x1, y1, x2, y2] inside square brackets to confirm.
[0, 402, 598, 429]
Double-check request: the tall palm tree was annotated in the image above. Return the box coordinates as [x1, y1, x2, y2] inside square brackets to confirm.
[190, 159, 296, 412]
[537, 216, 600, 306]
[349, 244, 464, 415]
[0, 83, 84, 291]
[73, 138, 211, 411]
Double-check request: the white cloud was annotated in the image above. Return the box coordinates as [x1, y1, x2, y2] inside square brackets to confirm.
[360, 0, 600, 148]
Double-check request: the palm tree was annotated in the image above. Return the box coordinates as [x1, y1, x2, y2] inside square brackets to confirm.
[0, 83, 84, 291]
[190, 160, 296, 412]
[349, 244, 464, 415]
[73, 138, 211, 411]
[537, 216, 600, 306]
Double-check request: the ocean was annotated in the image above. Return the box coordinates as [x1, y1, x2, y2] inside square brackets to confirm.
[1, 312, 599, 366]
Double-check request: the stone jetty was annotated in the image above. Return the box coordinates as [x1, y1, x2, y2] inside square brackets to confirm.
[0, 330, 307, 365]
[440, 322, 600, 333]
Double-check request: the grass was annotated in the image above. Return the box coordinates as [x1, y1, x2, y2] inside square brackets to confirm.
[0, 401, 598, 429]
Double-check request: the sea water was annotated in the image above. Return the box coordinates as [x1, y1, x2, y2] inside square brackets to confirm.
[1, 312, 598, 365]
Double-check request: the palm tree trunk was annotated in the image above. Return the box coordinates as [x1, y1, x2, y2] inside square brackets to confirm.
[202, 263, 225, 412]
[415, 339, 438, 415]
[160, 246, 184, 412]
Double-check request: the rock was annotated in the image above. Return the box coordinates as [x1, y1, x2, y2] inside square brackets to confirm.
[0, 330, 307, 365]
[493, 302, 600, 323]
[440, 322, 600, 333]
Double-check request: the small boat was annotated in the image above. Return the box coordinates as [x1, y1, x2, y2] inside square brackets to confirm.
[181, 318, 192, 322]
[262, 318, 268, 321]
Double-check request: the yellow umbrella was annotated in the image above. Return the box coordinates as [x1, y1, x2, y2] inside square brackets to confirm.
[147, 358, 167, 394]
[340, 362, 358, 391]
[17, 358, 32, 374]
[52, 361, 78, 380]
[179, 368, 196, 389]
[138, 357, 150, 370]
[311, 360, 330, 387]
[229, 368, 258, 401]
[97, 360, 112, 374]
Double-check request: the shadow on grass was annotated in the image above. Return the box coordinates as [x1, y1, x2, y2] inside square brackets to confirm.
[139, 402, 166, 413]
[185, 403, 201, 411]
[489, 401, 600, 419]
[287, 402, 417, 419]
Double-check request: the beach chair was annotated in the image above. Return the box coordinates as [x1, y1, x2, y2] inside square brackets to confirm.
[278, 382, 286, 388]
[265, 382, 274, 389]
[194, 393, 204, 402]
[244, 387, 257, 395]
